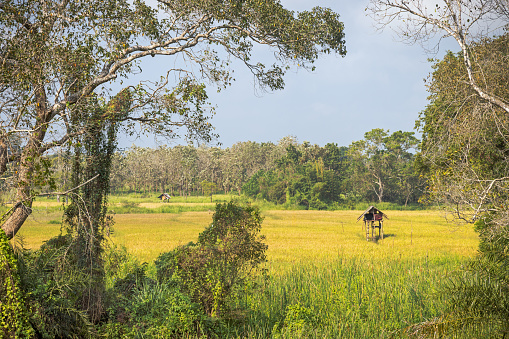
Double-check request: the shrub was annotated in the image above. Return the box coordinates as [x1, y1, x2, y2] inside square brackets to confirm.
[126, 283, 220, 338]
[101, 247, 220, 338]
[273, 303, 321, 339]
[0, 230, 34, 338]
[156, 201, 268, 317]
[16, 235, 93, 338]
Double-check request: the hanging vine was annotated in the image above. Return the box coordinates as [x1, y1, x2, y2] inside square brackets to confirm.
[63, 89, 131, 322]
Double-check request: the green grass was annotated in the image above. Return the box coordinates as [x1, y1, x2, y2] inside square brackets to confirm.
[229, 256, 464, 338]
[32, 193, 431, 214]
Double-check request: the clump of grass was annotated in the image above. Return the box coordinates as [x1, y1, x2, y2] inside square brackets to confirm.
[119, 199, 140, 209]
[48, 220, 61, 224]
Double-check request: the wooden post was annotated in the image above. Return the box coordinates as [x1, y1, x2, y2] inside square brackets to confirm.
[366, 221, 370, 241]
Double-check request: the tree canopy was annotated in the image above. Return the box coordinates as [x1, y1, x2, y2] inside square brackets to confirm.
[0, 0, 346, 238]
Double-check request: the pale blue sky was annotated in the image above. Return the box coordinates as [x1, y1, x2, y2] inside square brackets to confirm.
[118, 1, 458, 149]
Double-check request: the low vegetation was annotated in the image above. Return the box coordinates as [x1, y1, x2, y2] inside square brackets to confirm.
[10, 197, 479, 337]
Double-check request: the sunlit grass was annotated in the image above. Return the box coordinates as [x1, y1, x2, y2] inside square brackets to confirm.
[16, 209, 478, 266]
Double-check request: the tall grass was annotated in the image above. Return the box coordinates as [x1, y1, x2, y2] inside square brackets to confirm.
[228, 255, 465, 338]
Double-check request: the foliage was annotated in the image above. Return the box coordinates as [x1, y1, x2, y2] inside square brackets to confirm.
[59, 92, 123, 322]
[102, 135, 425, 209]
[0, 230, 34, 338]
[242, 143, 347, 208]
[413, 28, 509, 338]
[99, 244, 221, 338]
[407, 214, 509, 337]
[417, 34, 509, 221]
[272, 303, 321, 338]
[156, 201, 267, 317]
[201, 180, 217, 202]
[0, 0, 346, 239]
[16, 235, 94, 338]
[348, 129, 423, 205]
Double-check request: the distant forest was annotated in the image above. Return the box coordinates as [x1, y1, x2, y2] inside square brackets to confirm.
[39, 128, 425, 209]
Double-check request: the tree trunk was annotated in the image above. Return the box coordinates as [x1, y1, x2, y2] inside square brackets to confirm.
[2, 90, 49, 239]
[375, 176, 384, 203]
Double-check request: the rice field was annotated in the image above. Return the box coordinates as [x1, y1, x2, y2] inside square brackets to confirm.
[16, 208, 478, 265]
[14, 203, 480, 337]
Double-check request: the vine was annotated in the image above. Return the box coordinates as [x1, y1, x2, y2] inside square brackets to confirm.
[63, 89, 131, 322]
[0, 230, 34, 338]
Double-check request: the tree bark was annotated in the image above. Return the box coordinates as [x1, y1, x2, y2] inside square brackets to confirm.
[2, 88, 49, 239]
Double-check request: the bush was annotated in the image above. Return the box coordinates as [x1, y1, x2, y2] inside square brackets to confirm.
[273, 303, 321, 338]
[16, 235, 94, 338]
[126, 283, 220, 338]
[156, 201, 268, 317]
[101, 245, 220, 338]
[0, 230, 34, 338]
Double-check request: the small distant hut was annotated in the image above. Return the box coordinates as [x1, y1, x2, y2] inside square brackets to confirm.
[158, 193, 171, 202]
[357, 206, 388, 241]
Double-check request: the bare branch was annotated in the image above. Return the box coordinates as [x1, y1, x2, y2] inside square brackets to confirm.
[38, 174, 100, 197]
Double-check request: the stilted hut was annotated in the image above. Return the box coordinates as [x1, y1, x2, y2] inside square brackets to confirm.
[357, 206, 388, 241]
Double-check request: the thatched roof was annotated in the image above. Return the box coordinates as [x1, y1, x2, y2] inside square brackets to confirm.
[356, 205, 388, 222]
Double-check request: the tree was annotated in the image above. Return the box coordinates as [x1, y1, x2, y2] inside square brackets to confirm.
[201, 180, 217, 202]
[367, 0, 509, 214]
[349, 129, 390, 203]
[372, 2, 509, 334]
[367, 0, 509, 114]
[348, 129, 420, 204]
[416, 38, 509, 221]
[155, 201, 267, 316]
[0, 0, 346, 238]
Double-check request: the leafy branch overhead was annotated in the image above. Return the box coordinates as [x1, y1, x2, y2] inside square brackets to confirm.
[0, 0, 346, 238]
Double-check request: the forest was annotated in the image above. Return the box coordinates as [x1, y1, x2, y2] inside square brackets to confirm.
[37, 129, 424, 210]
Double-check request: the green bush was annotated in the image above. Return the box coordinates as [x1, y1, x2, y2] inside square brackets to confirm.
[101, 246, 220, 338]
[273, 303, 321, 338]
[16, 235, 93, 338]
[127, 283, 219, 338]
[156, 201, 268, 317]
[0, 230, 34, 338]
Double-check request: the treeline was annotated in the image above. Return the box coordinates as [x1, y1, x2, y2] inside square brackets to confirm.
[81, 129, 423, 208]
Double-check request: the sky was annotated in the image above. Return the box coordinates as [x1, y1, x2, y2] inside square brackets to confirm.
[118, 1, 460, 149]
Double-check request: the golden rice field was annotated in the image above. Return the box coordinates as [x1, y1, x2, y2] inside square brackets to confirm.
[14, 204, 483, 337]
[16, 207, 478, 267]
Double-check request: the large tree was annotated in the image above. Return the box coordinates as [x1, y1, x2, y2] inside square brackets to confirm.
[0, 0, 346, 238]
[411, 34, 509, 337]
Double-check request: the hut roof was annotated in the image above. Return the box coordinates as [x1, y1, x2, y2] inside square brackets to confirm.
[356, 205, 388, 222]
